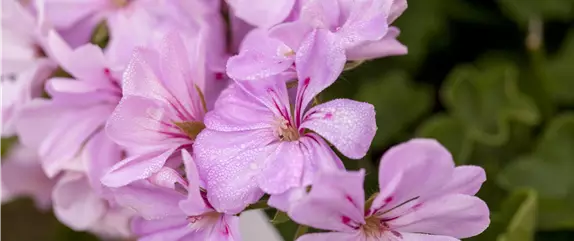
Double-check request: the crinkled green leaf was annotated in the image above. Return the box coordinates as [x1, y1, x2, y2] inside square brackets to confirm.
[498, 113, 574, 230]
[416, 113, 473, 164]
[496, 189, 538, 241]
[545, 30, 574, 105]
[354, 71, 432, 149]
[442, 61, 540, 146]
[270, 210, 290, 225]
[497, 0, 574, 26]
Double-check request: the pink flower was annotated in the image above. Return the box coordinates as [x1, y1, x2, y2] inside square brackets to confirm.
[289, 139, 490, 241]
[194, 29, 377, 214]
[16, 30, 122, 178]
[1, 144, 55, 210]
[101, 32, 219, 188]
[1, 0, 56, 136]
[113, 150, 241, 241]
[227, 0, 407, 81]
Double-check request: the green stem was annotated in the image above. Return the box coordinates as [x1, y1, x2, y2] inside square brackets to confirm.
[244, 200, 270, 211]
[293, 225, 309, 240]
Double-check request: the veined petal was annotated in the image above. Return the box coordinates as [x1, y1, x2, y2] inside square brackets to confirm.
[207, 215, 241, 241]
[294, 29, 345, 126]
[299, 134, 345, 186]
[337, 0, 390, 48]
[235, 74, 293, 121]
[370, 139, 455, 214]
[268, 21, 313, 52]
[301, 99, 376, 159]
[386, 232, 460, 241]
[131, 216, 187, 237]
[257, 142, 306, 194]
[388, 194, 490, 239]
[101, 147, 179, 188]
[83, 131, 122, 195]
[268, 187, 307, 212]
[106, 96, 191, 149]
[194, 129, 277, 214]
[289, 170, 366, 233]
[437, 166, 486, 196]
[299, 0, 341, 30]
[203, 84, 274, 132]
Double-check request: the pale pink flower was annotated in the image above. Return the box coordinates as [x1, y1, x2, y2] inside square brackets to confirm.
[113, 150, 241, 241]
[1, 144, 55, 210]
[194, 29, 377, 214]
[289, 139, 490, 241]
[1, 0, 56, 136]
[227, 0, 407, 81]
[101, 32, 220, 188]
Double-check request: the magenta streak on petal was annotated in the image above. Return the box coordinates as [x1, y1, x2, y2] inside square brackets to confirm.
[342, 216, 360, 229]
[267, 88, 291, 122]
[295, 77, 310, 128]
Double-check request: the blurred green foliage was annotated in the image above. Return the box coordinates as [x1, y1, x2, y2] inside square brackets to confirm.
[2, 0, 574, 240]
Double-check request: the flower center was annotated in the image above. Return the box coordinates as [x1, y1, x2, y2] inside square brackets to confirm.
[361, 215, 403, 239]
[187, 211, 221, 230]
[275, 118, 300, 141]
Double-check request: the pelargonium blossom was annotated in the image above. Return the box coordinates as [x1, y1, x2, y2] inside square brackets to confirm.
[226, 0, 300, 29]
[289, 138, 490, 241]
[194, 29, 377, 214]
[14, 31, 132, 237]
[101, 32, 218, 188]
[2, 0, 56, 136]
[227, 0, 407, 81]
[113, 150, 240, 241]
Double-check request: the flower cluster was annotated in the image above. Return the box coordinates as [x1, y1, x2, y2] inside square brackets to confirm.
[1, 0, 490, 240]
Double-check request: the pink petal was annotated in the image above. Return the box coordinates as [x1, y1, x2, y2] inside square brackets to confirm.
[42, 0, 104, 29]
[209, 215, 241, 241]
[194, 129, 276, 214]
[52, 172, 106, 231]
[15, 99, 66, 150]
[268, 21, 313, 51]
[301, 99, 376, 159]
[289, 170, 366, 232]
[121, 47, 168, 99]
[179, 149, 212, 216]
[203, 84, 274, 132]
[83, 131, 122, 195]
[111, 180, 185, 220]
[234, 74, 293, 121]
[346, 27, 408, 61]
[106, 96, 190, 149]
[390, 232, 460, 241]
[227, 0, 296, 28]
[370, 139, 455, 214]
[101, 147, 179, 188]
[296, 232, 362, 241]
[131, 216, 187, 237]
[337, 0, 390, 48]
[437, 166, 486, 196]
[299, 133, 345, 186]
[39, 105, 111, 177]
[388, 0, 408, 24]
[389, 194, 490, 239]
[268, 187, 307, 212]
[299, 0, 342, 29]
[257, 142, 306, 194]
[227, 29, 294, 81]
[294, 29, 345, 125]
[46, 31, 111, 82]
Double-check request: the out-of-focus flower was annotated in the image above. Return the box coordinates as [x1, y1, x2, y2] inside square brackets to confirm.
[1, 144, 55, 210]
[1, 0, 56, 136]
[227, 0, 407, 81]
[101, 32, 219, 188]
[114, 150, 241, 241]
[226, 0, 300, 29]
[195, 29, 377, 214]
[289, 139, 490, 241]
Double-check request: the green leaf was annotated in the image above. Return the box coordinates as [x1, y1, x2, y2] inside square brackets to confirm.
[354, 71, 432, 149]
[498, 113, 574, 230]
[442, 60, 540, 146]
[416, 114, 473, 164]
[496, 189, 538, 241]
[497, 0, 574, 26]
[545, 30, 574, 105]
[271, 210, 290, 225]
[90, 20, 109, 49]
